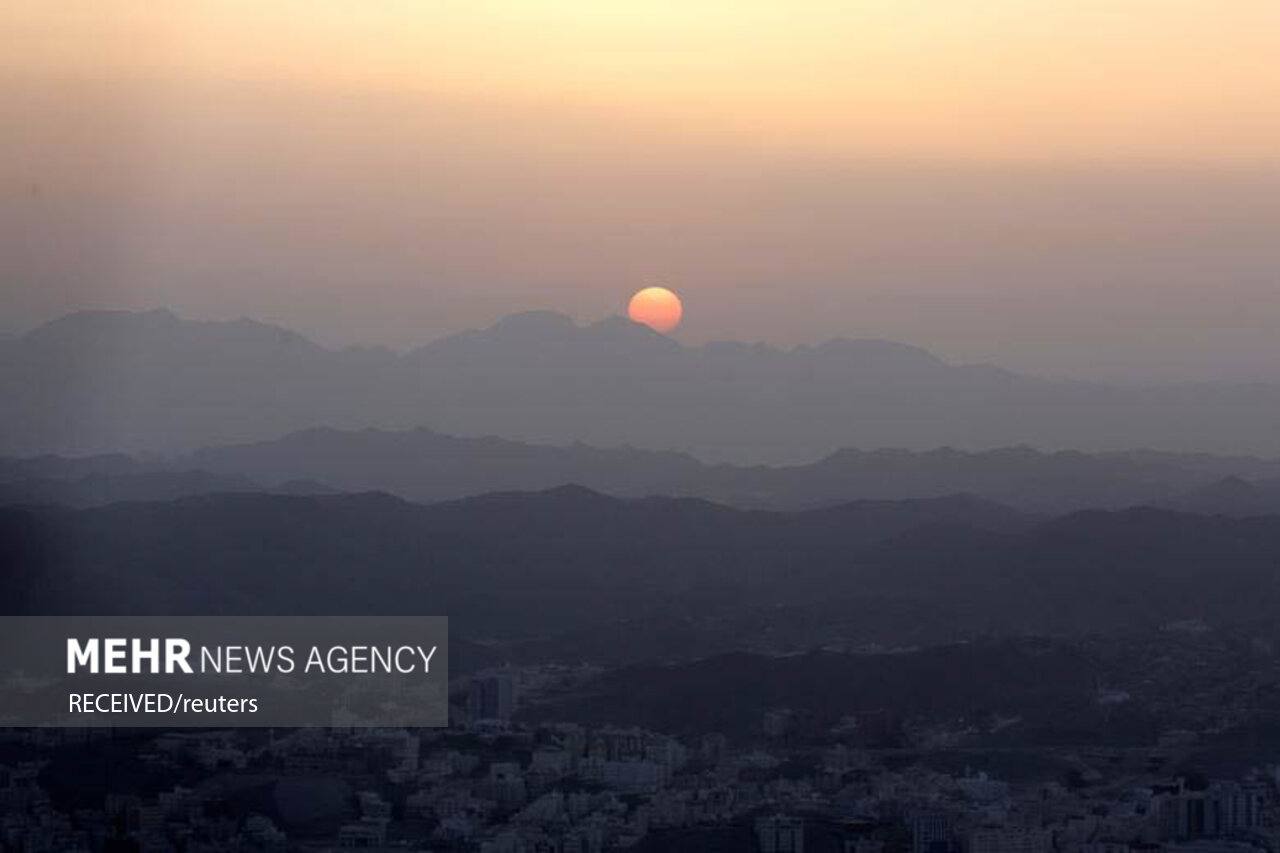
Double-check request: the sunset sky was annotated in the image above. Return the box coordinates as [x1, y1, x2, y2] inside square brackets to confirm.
[4, 1, 1279, 380]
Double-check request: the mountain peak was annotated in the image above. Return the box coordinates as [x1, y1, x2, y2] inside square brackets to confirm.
[410, 310, 683, 365]
[584, 314, 683, 347]
[411, 311, 578, 357]
[443, 482, 618, 513]
[22, 308, 321, 353]
[25, 308, 181, 341]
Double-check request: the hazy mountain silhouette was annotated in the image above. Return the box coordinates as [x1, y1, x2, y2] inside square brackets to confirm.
[7, 308, 1280, 462]
[0, 487, 1023, 624]
[180, 427, 1280, 513]
[184, 426, 705, 504]
[1160, 475, 1280, 517]
[5, 488, 1280, 653]
[0, 452, 147, 483]
[9, 425, 1280, 513]
[0, 470, 261, 508]
[0, 450, 340, 507]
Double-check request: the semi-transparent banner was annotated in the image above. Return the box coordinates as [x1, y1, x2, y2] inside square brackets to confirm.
[0, 616, 448, 727]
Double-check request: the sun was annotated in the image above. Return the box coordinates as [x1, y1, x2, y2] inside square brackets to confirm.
[627, 286, 683, 334]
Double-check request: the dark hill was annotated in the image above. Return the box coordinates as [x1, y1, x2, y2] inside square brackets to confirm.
[4, 489, 1280, 659]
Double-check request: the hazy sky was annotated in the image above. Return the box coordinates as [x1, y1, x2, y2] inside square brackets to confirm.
[3, 1, 1279, 381]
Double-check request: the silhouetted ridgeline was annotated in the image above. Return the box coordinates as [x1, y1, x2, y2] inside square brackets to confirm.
[181, 428, 1280, 514]
[6, 308, 1280, 461]
[4, 488, 1280, 661]
[6, 426, 1280, 514]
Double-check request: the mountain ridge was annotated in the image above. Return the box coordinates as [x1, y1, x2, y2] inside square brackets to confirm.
[5, 488, 1280, 656]
[6, 308, 1280, 462]
[8, 424, 1280, 514]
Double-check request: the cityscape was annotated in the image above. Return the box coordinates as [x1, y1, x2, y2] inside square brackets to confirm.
[6, 1, 1280, 851]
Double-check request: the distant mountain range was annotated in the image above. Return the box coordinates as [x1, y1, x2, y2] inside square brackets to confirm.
[528, 640, 1113, 738]
[1160, 475, 1280, 517]
[6, 425, 1280, 515]
[5, 308, 1280, 462]
[5, 488, 1280, 660]
[529, 630, 1278, 746]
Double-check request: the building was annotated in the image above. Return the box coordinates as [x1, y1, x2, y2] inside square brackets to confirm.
[469, 672, 519, 723]
[757, 814, 805, 853]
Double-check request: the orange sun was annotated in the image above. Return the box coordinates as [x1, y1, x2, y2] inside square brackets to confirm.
[627, 287, 683, 334]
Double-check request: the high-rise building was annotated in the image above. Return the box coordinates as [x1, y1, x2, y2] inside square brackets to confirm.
[756, 814, 805, 853]
[910, 812, 955, 853]
[468, 671, 518, 723]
